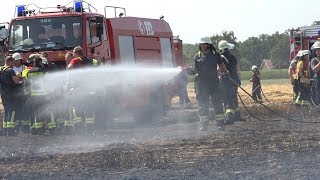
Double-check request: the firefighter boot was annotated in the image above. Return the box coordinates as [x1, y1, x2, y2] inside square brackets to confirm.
[234, 110, 246, 122]
[224, 109, 234, 125]
[199, 116, 208, 131]
[21, 120, 30, 134]
[216, 120, 225, 131]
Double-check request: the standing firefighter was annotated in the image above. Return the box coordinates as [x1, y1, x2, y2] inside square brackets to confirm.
[23, 55, 54, 135]
[294, 50, 311, 106]
[67, 46, 100, 134]
[194, 37, 229, 131]
[250, 65, 263, 102]
[1, 56, 22, 136]
[218, 40, 245, 125]
[311, 41, 320, 105]
[288, 55, 299, 103]
[12, 52, 30, 133]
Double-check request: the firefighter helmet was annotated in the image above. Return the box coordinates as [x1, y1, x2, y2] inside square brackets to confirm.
[199, 37, 212, 44]
[251, 65, 258, 71]
[311, 41, 320, 50]
[12, 53, 22, 61]
[218, 40, 229, 51]
[297, 50, 310, 57]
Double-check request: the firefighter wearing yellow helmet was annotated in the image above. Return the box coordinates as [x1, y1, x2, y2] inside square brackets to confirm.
[310, 41, 320, 105]
[194, 37, 229, 131]
[218, 40, 245, 125]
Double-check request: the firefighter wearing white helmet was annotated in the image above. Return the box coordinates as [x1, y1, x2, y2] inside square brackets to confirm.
[11, 52, 30, 133]
[294, 50, 310, 106]
[218, 40, 245, 125]
[310, 41, 320, 105]
[194, 37, 229, 131]
[250, 65, 263, 102]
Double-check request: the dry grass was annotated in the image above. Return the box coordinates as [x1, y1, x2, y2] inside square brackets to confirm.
[171, 79, 293, 106]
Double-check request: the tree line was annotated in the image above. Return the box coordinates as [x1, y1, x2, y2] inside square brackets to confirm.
[183, 30, 290, 71]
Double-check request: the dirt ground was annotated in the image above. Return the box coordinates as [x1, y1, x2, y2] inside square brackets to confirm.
[2, 79, 320, 179]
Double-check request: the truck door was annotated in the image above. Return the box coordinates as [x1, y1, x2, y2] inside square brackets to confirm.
[86, 16, 109, 63]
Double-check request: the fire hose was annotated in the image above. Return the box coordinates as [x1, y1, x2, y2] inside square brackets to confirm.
[225, 75, 320, 124]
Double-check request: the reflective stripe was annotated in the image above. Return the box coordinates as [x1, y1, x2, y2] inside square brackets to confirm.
[85, 117, 95, 124]
[31, 122, 44, 129]
[31, 92, 47, 96]
[15, 121, 20, 126]
[6, 122, 15, 128]
[233, 108, 239, 112]
[215, 114, 225, 121]
[3, 122, 7, 128]
[199, 115, 208, 122]
[64, 120, 74, 127]
[47, 112, 57, 129]
[302, 100, 310, 106]
[21, 120, 30, 126]
[73, 117, 82, 124]
[225, 109, 234, 114]
[197, 51, 201, 58]
[47, 122, 56, 129]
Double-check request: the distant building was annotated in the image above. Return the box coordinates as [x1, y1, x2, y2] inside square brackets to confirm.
[260, 59, 273, 70]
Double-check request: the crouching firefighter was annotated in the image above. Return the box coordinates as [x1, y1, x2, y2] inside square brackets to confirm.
[23, 55, 56, 135]
[294, 50, 311, 106]
[194, 37, 229, 131]
[218, 40, 245, 125]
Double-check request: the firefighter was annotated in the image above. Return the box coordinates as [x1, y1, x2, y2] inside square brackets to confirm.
[1, 56, 22, 136]
[250, 65, 263, 102]
[294, 50, 311, 106]
[218, 40, 245, 125]
[175, 66, 192, 107]
[194, 37, 229, 131]
[67, 46, 100, 133]
[310, 41, 320, 105]
[288, 55, 299, 103]
[23, 55, 55, 135]
[12, 52, 30, 133]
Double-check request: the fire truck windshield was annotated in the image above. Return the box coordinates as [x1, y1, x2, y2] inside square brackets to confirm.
[8, 16, 82, 52]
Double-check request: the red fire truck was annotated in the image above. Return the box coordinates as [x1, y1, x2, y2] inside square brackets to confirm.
[0, 1, 185, 124]
[290, 25, 320, 61]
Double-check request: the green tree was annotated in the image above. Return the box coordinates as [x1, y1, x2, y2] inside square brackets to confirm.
[183, 43, 198, 66]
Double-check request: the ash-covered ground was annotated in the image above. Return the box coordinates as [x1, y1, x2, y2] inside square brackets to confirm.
[1, 104, 320, 179]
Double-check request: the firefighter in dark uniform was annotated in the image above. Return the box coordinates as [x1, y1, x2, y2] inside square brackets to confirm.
[218, 40, 245, 125]
[194, 37, 229, 131]
[1, 56, 22, 136]
[310, 41, 320, 105]
[12, 52, 30, 133]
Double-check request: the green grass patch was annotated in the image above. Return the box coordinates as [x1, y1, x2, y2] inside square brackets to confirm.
[240, 69, 288, 81]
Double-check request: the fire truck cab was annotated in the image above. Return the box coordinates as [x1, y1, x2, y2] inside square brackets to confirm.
[0, 1, 185, 124]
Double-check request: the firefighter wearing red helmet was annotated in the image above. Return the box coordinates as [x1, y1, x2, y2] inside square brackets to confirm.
[310, 41, 320, 105]
[194, 37, 229, 131]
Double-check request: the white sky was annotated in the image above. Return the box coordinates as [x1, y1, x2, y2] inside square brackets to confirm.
[1, 0, 320, 44]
